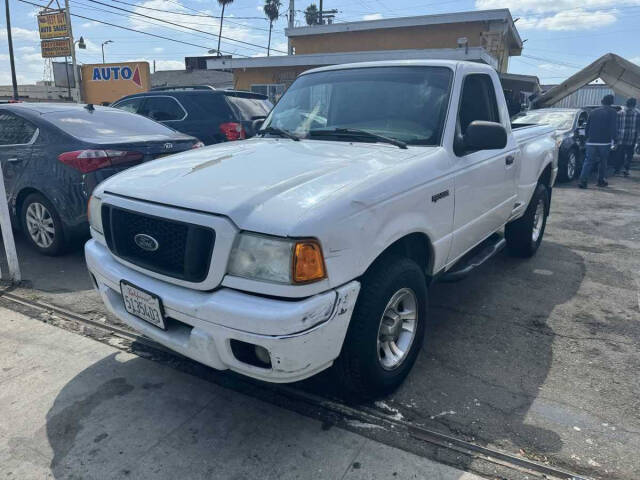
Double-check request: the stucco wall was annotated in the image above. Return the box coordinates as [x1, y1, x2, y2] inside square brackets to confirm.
[233, 66, 316, 91]
[291, 24, 487, 54]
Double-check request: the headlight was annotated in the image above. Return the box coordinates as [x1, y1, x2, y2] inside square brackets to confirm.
[227, 233, 326, 284]
[88, 195, 103, 234]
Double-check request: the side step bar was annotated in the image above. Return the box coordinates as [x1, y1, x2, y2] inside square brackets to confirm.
[440, 233, 506, 283]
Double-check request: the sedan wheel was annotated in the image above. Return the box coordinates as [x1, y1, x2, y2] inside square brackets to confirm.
[26, 202, 56, 249]
[21, 192, 66, 256]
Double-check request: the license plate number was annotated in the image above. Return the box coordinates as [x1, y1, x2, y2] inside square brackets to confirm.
[120, 281, 165, 330]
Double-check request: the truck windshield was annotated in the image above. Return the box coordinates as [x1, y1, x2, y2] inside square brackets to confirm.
[262, 66, 453, 146]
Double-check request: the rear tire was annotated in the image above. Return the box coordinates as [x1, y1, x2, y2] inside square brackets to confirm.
[505, 183, 549, 258]
[20, 193, 66, 256]
[334, 255, 427, 401]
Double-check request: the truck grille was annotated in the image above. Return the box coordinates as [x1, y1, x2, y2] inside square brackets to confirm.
[102, 205, 215, 283]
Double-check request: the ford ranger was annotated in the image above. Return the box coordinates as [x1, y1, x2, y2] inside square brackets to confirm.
[85, 60, 557, 399]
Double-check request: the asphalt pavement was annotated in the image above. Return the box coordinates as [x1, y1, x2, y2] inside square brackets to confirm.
[1, 165, 639, 479]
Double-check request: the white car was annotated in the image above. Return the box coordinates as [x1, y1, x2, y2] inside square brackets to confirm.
[85, 60, 557, 399]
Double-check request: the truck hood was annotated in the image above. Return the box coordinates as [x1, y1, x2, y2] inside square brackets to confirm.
[97, 138, 431, 234]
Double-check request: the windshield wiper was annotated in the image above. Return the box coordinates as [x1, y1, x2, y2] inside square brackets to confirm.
[308, 128, 407, 149]
[258, 126, 300, 141]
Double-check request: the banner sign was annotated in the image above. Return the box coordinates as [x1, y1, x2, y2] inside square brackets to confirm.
[38, 11, 69, 40]
[91, 65, 143, 87]
[41, 38, 71, 58]
[81, 62, 151, 104]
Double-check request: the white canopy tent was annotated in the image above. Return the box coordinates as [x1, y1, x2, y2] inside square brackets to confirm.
[532, 53, 640, 108]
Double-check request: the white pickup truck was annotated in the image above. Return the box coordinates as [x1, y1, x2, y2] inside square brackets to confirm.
[85, 60, 557, 399]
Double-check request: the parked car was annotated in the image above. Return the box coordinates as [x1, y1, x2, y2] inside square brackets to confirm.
[86, 60, 557, 399]
[512, 108, 588, 182]
[111, 88, 272, 145]
[583, 104, 622, 113]
[0, 103, 200, 255]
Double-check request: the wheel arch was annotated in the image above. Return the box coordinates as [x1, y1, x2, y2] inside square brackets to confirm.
[539, 162, 554, 188]
[364, 232, 435, 280]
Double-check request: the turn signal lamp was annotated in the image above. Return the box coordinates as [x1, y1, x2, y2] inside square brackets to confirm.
[293, 240, 326, 284]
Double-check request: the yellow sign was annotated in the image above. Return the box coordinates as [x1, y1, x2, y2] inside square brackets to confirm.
[38, 11, 69, 40]
[81, 62, 152, 104]
[41, 38, 71, 58]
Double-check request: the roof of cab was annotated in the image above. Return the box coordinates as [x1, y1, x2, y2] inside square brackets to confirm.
[301, 59, 489, 76]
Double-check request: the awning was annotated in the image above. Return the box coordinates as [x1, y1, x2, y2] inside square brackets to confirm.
[532, 53, 640, 108]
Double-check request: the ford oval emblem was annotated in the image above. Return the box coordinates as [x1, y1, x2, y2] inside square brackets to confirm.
[134, 233, 159, 252]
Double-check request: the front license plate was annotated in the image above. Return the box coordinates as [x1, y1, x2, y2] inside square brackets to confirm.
[120, 281, 166, 330]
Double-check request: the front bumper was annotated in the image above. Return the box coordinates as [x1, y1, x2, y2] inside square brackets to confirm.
[85, 239, 360, 383]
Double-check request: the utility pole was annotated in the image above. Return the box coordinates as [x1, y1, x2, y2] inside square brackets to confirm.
[4, 0, 19, 100]
[64, 0, 79, 102]
[288, 0, 294, 55]
[319, 0, 323, 24]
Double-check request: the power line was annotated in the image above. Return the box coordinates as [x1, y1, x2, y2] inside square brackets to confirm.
[16, 0, 247, 55]
[71, 1, 266, 54]
[84, 0, 287, 53]
[107, 0, 266, 20]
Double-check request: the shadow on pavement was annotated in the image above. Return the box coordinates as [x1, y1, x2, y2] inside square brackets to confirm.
[42, 353, 475, 480]
[300, 240, 586, 468]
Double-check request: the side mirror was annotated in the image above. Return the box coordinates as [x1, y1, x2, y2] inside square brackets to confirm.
[464, 121, 507, 151]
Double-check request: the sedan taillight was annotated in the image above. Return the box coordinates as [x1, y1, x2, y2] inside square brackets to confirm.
[220, 122, 246, 141]
[58, 150, 144, 173]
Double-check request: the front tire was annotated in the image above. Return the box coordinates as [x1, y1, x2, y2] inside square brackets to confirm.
[505, 183, 549, 258]
[20, 193, 66, 256]
[334, 256, 427, 401]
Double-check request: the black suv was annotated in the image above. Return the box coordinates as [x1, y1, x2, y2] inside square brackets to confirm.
[112, 86, 273, 145]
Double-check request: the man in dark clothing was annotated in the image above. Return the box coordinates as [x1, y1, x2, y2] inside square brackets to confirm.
[579, 94, 618, 188]
[615, 97, 640, 176]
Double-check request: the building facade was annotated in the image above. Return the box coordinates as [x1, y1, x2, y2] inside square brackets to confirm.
[207, 9, 522, 102]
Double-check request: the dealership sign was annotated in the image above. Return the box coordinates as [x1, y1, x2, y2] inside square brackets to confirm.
[41, 38, 71, 58]
[38, 11, 69, 39]
[91, 65, 143, 87]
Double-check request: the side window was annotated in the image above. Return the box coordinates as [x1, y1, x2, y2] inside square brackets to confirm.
[0, 111, 37, 146]
[112, 97, 143, 114]
[577, 112, 588, 127]
[458, 74, 500, 135]
[140, 97, 186, 121]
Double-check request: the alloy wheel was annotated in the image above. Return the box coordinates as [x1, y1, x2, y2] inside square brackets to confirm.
[26, 202, 55, 248]
[376, 287, 418, 370]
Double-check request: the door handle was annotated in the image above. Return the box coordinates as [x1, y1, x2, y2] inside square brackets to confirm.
[7, 158, 21, 163]
[505, 155, 514, 166]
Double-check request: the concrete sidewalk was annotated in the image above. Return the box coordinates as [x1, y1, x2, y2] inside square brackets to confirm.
[0, 306, 484, 480]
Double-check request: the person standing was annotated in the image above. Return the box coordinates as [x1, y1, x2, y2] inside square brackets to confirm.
[579, 94, 618, 188]
[615, 98, 640, 177]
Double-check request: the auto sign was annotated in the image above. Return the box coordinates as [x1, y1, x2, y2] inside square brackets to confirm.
[81, 62, 151, 105]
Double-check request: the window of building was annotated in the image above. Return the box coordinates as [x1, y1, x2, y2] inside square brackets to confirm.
[250, 84, 286, 103]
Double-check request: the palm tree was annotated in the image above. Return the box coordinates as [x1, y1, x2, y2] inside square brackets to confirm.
[217, 0, 234, 55]
[304, 4, 319, 26]
[263, 0, 281, 56]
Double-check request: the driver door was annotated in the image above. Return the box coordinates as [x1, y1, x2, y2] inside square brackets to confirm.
[448, 71, 519, 263]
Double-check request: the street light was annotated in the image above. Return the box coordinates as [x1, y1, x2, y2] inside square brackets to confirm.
[101, 40, 113, 64]
[75, 36, 86, 50]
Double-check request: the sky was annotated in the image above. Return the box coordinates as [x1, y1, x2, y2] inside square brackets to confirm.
[1, 0, 640, 86]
